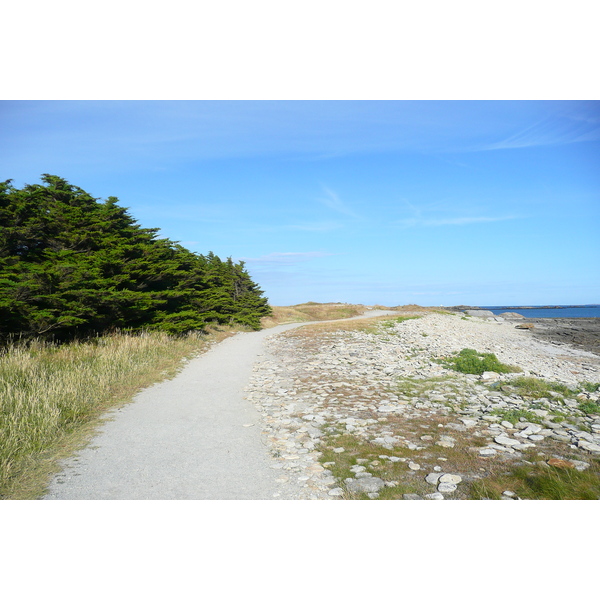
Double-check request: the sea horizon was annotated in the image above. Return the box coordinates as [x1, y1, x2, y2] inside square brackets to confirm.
[479, 305, 600, 319]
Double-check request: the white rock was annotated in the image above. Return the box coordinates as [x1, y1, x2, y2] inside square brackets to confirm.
[494, 435, 521, 447]
[481, 371, 501, 381]
[408, 462, 421, 471]
[425, 473, 442, 485]
[522, 424, 542, 436]
[424, 492, 445, 500]
[436, 435, 456, 448]
[438, 482, 457, 493]
[578, 440, 600, 453]
[439, 473, 462, 484]
[479, 448, 497, 456]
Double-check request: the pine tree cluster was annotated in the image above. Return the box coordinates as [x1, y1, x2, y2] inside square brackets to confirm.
[0, 175, 271, 342]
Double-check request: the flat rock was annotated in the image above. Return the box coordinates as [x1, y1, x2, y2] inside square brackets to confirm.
[481, 371, 501, 381]
[437, 482, 457, 493]
[424, 492, 445, 500]
[577, 440, 600, 454]
[425, 473, 442, 485]
[439, 473, 462, 484]
[494, 435, 521, 447]
[479, 448, 497, 456]
[465, 310, 496, 318]
[522, 424, 543, 436]
[436, 435, 456, 448]
[403, 493, 423, 500]
[346, 477, 386, 494]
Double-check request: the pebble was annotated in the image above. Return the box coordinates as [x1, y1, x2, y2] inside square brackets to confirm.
[439, 474, 462, 484]
[438, 482, 458, 493]
[424, 492, 445, 500]
[242, 311, 600, 500]
[425, 473, 442, 485]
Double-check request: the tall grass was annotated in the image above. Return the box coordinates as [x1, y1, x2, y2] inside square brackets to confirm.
[0, 331, 213, 498]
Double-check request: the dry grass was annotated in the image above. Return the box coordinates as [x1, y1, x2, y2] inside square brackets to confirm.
[0, 326, 243, 499]
[261, 302, 375, 328]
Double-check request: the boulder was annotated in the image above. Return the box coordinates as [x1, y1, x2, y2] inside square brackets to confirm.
[464, 310, 496, 318]
[499, 312, 525, 319]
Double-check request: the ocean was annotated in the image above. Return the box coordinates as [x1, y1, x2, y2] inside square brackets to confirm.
[481, 305, 600, 319]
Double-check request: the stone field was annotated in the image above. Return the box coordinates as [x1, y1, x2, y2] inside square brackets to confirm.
[244, 310, 600, 500]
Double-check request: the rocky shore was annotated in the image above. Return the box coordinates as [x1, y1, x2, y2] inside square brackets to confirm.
[244, 310, 600, 500]
[528, 318, 600, 356]
[444, 307, 600, 356]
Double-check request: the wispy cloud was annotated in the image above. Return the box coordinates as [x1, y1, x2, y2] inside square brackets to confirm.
[317, 187, 359, 219]
[480, 109, 600, 151]
[396, 215, 521, 228]
[287, 221, 344, 233]
[241, 251, 334, 266]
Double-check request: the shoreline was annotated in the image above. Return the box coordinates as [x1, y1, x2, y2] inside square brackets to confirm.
[444, 308, 600, 357]
[526, 318, 600, 357]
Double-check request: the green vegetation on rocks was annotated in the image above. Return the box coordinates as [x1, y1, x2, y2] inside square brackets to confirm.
[442, 348, 520, 375]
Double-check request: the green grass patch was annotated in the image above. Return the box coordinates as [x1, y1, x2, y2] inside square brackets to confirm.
[490, 408, 542, 425]
[578, 401, 600, 415]
[318, 433, 424, 500]
[507, 376, 576, 399]
[380, 316, 421, 328]
[470, 459, 600, 500]
[580, 382, 600, 393]
[442, 348, 520, 375]
[395, 375, 462, 399]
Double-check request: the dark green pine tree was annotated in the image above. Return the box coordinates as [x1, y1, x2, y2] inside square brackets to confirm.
[0, 175, 271, 341]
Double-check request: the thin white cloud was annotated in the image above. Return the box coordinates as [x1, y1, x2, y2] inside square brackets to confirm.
[317, 187, 359, 219]
[396, 215, 521, 228]
[426, 215, 520, 226]
[287, 221, 344, 232]
[480, 110, 600, 151]
[241, 251, 334, 265]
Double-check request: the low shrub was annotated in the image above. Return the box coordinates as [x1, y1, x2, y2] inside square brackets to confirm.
[443, 348, 520, 375]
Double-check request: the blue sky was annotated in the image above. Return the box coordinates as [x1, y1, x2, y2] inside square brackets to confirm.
[1, 100, 599, 306]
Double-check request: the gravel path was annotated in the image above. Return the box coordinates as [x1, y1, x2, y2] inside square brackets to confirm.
[43, 310, 396, 500]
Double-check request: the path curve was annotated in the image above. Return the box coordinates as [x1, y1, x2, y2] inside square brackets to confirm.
[43, 310, 397, 499]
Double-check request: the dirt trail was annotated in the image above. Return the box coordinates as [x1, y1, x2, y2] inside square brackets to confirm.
[43, 310, 396, 500]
